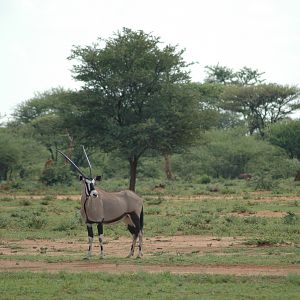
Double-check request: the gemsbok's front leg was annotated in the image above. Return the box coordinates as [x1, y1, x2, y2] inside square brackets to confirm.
[97, 223, 104, 258]
[86, 223, 94, 259]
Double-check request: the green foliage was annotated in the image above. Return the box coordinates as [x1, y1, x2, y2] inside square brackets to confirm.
[172, 128, 297, 181]
[0, 128, 47, 181]
[53, 211, 82, 231]
[283, 212, 299, 224]
[10, 209, 47, 229]
[199, 175, 212, 184]
[40, 164, 73, 186]
[9, 88, 74, 162]
[204, 64, 265, 85]
[250, 173, 275, 190]
[267, 119, 300, 159]
[66, 28, 200, 190]
[0, 129, 21, 180]
[0, 214, 10, 228]
[221, 84, 300, 136]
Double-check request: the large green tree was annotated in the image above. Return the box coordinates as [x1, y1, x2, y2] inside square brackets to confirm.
[221, 84, 300, 137]
[267, 119, 300, 159]
[10, 88, 75, 161]
[66, 28, 201, 190]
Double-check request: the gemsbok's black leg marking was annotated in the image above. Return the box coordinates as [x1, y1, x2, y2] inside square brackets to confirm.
[127, 212, 143, 258]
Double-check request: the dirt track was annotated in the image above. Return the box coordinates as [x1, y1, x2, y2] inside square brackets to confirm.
[1, 235, 300, 276]
[2, 260, 300, 276]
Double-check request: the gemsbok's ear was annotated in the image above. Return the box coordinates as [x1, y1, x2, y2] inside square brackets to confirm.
[79, 175, 83, 181]
[95, 175, 102, 181]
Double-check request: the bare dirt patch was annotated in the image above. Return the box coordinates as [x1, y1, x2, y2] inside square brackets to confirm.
[1, 260, 300, 276]
[1, 235, 300, 276]
[0, 235, 244, 257]
[229, 211, 289, 218]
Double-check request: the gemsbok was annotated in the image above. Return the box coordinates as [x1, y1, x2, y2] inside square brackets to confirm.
[57, 147, 144, 259]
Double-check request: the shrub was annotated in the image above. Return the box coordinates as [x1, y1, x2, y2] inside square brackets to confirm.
[0, 215, 10, 228]
[26, 214, 47, 229]
[199, 175, 211, 184]
[283, 212, 299, 224]
[53, 211, 82, 231]
[40, 164, 72, 186]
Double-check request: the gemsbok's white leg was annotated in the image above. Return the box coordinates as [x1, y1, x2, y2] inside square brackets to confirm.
[137, 231, 143, 258]
[86, 223, 93, 258]
[97, 222, 104, 258]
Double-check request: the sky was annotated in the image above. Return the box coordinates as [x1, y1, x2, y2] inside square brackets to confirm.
[1, 0, 300, 121]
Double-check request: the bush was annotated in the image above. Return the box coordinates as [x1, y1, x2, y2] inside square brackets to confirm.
[250, 173, 276, 190]
[0, 215, 10, 228]
[199, 175, 211, 184]
[26, 215, 47, 229]
[40, 164, 73, 186]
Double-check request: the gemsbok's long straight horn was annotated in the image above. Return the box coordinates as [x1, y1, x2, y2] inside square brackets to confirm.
[82, 145, 92, 178]
[57, 149, 87, 178]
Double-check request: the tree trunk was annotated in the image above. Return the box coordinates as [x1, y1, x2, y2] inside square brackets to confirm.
[129, 156, 138, 191]
[294, 168, 300, 181]
[164, 154, 174, 180]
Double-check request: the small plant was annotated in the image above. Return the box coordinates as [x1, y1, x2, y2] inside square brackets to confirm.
[283, 211, 299, 224]
[231, 205, 252, 214]
[26, 215, 47, 229]
[19, 199, 31, 206]
[250, 172, 277, 191]
[53, 212, 81, 231]
[199, 175, 211, 184]
[0, 215, 10, 228]
[243, 192, 251, 200]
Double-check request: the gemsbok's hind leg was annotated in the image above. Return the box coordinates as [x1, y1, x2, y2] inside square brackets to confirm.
[86, 223, 94, 259]
[127, 212, 141, 258]
[97, 223, 104, 258]
[138, 231, 143, 258]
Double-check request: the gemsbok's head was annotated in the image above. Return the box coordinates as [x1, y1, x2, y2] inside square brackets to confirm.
[57, 146, 101, 198]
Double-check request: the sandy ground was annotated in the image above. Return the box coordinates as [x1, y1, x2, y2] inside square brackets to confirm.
[1, 235, 300, 276]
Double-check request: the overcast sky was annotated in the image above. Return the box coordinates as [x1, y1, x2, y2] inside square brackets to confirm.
[1, 0, 299, 120]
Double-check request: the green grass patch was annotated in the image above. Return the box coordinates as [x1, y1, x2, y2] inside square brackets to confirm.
[1, 272, 300, 300]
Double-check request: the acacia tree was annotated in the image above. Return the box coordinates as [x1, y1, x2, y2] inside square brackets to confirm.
[267, 119, 300, 159]
[67, 28, 201, 191]
[221, 84, 300, 137]
[10, 88, 74, 161]
[204, 64, 265, 85]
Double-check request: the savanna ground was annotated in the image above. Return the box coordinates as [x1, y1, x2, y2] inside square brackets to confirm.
[1, 179, 300, 299]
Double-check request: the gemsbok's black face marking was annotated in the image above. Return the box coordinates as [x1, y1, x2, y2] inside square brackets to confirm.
[81, 177, 99, 198]
[79, 175, 102, 198]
